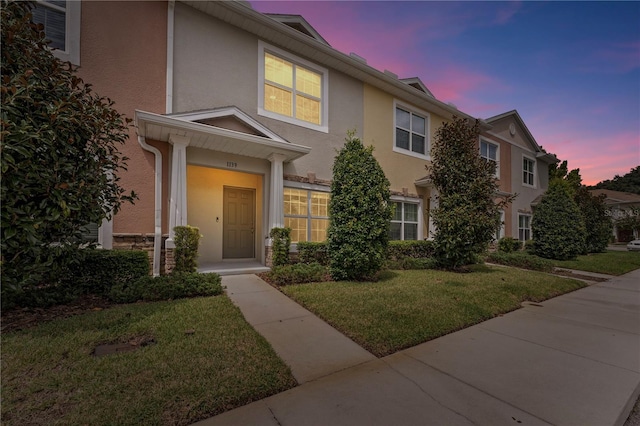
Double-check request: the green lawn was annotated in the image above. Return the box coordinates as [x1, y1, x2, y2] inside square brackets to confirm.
[1, 296, 296, 426]
[281, 265, 585, 357]
[550, 250, 640, 275]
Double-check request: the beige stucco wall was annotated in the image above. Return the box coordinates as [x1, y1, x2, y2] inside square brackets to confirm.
[78, 1, 168, 234]
[172, 2, 363, 182]
[187, 165, 263, 264]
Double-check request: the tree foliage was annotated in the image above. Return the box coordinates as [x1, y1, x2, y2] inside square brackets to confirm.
[590, 166, 640, 195]
[327, 132, 392, 280]
[532, 180, 586, 260]
[1, 1, 136, 298]
[428, 117, 513, 269]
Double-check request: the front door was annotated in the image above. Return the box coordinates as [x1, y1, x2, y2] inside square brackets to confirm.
[223, 187, 255, 258]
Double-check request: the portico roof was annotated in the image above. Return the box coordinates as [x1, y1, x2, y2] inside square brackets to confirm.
[135, 109, 311, 162]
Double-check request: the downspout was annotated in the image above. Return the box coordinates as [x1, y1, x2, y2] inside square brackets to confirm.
[166, 0, 175, 114]
[137, 135, 162, 276]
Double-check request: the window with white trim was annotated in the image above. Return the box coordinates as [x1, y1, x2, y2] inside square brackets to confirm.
[394, 103, 428, 157]
[495, 210, 505, 241]
[480, 139, 499, 177]
[32, 0, 80, 65]
[390, 202, 419, 240]
[284, 188, 330, 243]
[518, 214, 531, 241]
[259, 42, 328, 132]
[523, 156, 535, 186]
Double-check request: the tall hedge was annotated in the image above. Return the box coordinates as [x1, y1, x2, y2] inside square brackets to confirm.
[532, 181, 586, 260]
[327, 133, 393, 280]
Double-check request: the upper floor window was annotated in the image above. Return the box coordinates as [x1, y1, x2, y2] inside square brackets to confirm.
[523, 156, 535, 187]
[258, 42, 328, 133]
[389, 201, 419, 240]
[32, 0, 81, 65]
[480, 139, 499, 177]
[284, 188, 330, 243]
[394, 102, 429, 158]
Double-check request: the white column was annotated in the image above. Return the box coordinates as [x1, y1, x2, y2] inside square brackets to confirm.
[268, 153, 286, 232]
[98, 217, 113, 249]
[166, 134, 190, 248]
[428, 189, 439, 240]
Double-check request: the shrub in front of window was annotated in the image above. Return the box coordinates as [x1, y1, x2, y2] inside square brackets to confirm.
[485, 252, 553, 272]
[270, 227, 291, 267]
[173, 225, 202, 273]
[266, 263, 329, 286]
[328, 132, 393, 281]
[428, 117, 514, 270]
[497, 237, 522, 253]
[297, 241, 329, 265]
[532, 181, 586, 260]
[387, 240, 435, 260]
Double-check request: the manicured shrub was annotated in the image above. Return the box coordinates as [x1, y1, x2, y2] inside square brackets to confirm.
[108, 272, 222, 303]
[270, 227, 292, 267]
[486, 252, 554, 272]
[497, 237, 522, 253]
[532, 181, 586, 260]
[575, 187, 612, 253]
[386, 257, 438, 270]
[267, 263, 329, 286]
[328, 132, 393, 280]
[387, 240, 435, 260]
[173, 225, 202, 273]
[297, 241, 329, 265]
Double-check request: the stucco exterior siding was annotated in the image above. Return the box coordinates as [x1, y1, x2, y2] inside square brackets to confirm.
[77, 1, 168, 234]
[172, 2, 363, 182]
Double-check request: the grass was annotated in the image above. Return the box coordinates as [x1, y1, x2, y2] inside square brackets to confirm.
[550, 250, 640, 275]
[281, 265, 585, 357]
[1, 295, 296, 426]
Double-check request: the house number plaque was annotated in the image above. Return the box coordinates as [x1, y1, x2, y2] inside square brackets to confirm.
[226, 161, 238, 168]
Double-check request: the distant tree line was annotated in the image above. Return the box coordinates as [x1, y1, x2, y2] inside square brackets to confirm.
[589, 166, 640, 195]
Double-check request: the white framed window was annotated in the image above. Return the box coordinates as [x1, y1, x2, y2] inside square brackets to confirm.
[495, 210, 505, 241]
[390, 201, 420, 240]
[284, 188, 330, 243]
[518, 214, 531, 241]
[32, 0, 81, 65]
[480, 138, 500, 178]
[523, 156, 536, 187]
[393, 100, 429, 159]
[258, 41, 328, 133]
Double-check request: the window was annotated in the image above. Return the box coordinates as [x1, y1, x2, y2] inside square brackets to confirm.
[518, 214, 531, 241]
[259, 42, 328, 132]
[389, 202, 420, 240]
[394, 102, 429, 157]
[284, 188, 329, 243]
[495, 210, 505, 241]
[32, 0, 80, 65]
[480, 139, 499, 177]
[523, 156, 535, 186]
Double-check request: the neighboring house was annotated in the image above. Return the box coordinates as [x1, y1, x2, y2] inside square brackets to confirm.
[589, 189, 640, 242]
[32, 0, 554, 273]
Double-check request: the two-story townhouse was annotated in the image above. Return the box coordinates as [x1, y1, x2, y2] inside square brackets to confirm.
[32, 0, 554, 274]
[484, 111, 557, 242]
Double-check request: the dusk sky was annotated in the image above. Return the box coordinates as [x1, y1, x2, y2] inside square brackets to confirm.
[252, 1, 640, 185]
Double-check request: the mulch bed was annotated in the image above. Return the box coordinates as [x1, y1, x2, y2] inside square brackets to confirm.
[1, 294, 115, 334]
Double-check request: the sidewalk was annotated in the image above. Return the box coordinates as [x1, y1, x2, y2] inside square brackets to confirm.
[197, 269, 640, 426]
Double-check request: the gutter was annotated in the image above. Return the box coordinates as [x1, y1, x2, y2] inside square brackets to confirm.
[166, 0, 175, 114]
[137, 135, 163, 276]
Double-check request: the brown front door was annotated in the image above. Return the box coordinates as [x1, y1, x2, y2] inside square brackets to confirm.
[223, 187, 255, 259]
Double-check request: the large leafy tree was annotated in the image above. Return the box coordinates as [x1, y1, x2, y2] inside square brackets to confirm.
[428, 117, 513, 269]
[1, 1, 136, 297]
[590, 166, 640, 195]
[327, 132, 392, 281]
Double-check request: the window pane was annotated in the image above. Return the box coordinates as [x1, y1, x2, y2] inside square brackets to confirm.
[404, 203, 418, 222]
[480, 142, 488, 158]
[404, 223, 418, 240]
[391, 202, 402, 221]
[32, 5, 66, 50]
[311, 219, 328, 242]
[489, 144, 497, 160]
[265, 84, 292, 117]
[295, 95, 320, 124]
[396, 108, 410, 129]
[412, 114, 425, 135]
[296, 66, 321, 98]
[285, 217, 307, 243]
[311, 191, 329, 217]
[396, 129, 410, 150]
[284, 188, 307, 216]
[265, 53, 293, 87]
[389, 223, 402, 240]
[412, 135, 425, 154]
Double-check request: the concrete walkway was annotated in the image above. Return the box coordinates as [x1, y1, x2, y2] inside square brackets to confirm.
[197, 269, 640, 426]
